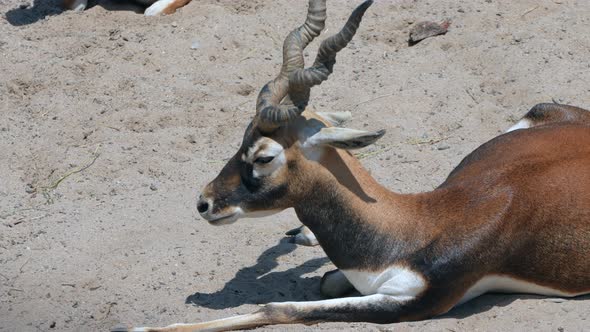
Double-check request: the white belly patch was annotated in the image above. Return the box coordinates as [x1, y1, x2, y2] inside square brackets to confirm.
[459, 275, 587, 305]
[341, 266, 426, 301]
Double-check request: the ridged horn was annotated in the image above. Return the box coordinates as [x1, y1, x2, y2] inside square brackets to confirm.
[256, 0, 327, 127]
[255, 0, 373, 130]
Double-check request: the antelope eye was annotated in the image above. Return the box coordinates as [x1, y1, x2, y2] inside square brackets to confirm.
[254, 156, 274, 164]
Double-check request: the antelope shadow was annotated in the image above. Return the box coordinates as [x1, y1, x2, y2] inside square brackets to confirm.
[186, 235, 589, 320]
[5, 0, 64, 26]
[444, 292, 590, 320]
[185, 238, 330, 309]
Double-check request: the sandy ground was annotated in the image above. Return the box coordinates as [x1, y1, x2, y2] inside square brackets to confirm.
[1, 0, 589, 331]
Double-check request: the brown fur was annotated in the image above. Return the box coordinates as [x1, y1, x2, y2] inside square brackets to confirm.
[62, 0, 75, 8]
[161, 0, 191, 15]
[522, 103, 590, 127]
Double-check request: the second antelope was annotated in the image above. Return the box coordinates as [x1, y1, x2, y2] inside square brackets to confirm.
[124, 0, 590, 331]
[64, 0, 191, 16]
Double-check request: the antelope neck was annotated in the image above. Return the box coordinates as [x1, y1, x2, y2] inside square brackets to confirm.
[293, 148, 423, 271]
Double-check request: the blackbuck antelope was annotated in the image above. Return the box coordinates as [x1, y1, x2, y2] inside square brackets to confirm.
[63, 0, 191, 16]
[122, 0, 590, 331]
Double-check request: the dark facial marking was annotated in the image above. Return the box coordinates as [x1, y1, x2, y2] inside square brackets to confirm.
[240, 160, 262, 192]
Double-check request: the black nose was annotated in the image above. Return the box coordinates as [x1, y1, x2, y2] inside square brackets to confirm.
[197, 198, 209, 214]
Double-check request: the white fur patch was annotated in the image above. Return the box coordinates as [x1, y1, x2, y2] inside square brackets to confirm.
[341, 266, 426, 301]
[129, 315, 267, 332]
[240, 208, 282, 219]
[300, 127, 384, 161]
[144, 0, 175, 16]
[281, 294, 390, 312]
[458, 275, 588, 305]
[296, 226, 318, 246]
[242, 138, 286, 178]
[253, 147, 285, 178]
[506, 119, 532, 132]
[304, 127, 382, 149]
[203, 205, 282, 226]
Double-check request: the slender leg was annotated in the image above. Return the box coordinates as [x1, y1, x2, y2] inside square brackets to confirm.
[144, 0, 191, 16]
[285, 225, 319, 246]
[117, 293, 452, 332]
[320, 269, 355, 298]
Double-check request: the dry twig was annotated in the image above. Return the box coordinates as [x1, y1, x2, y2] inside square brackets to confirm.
[19, 258, 30, 273]
[101, 302, 117, 321]
[42, 146, 101, 191]
[40, 146, 101, 203]
[352, 93, 395, 107]
[521, 5, 539, 17]
[406, 136, 450, 145]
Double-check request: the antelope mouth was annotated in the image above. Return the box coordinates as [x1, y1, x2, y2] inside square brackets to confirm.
[206, 212, 240, 226]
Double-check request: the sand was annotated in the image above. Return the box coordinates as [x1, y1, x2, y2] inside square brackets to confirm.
[0, 0, 588, 331]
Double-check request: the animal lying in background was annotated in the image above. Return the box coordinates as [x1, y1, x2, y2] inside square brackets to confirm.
[118, 0, 590, 331]
[63, 0, 191, 16]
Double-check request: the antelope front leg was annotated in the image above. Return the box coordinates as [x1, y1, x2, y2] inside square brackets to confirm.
[119, 294, 444, 332]
[320, 269, 355, 298]
[285, 225, 319, 246]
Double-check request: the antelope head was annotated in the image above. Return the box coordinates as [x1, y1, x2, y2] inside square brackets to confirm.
[197, 0, 382, 225]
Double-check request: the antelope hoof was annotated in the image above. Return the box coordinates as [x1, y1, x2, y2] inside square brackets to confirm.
[69, 0, 87, 12]
[320, 269, 355, 298]
[285, 226, 319, 246]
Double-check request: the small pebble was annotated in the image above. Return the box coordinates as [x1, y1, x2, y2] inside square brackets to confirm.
[25, 183, 35, 194]
[149, 183, 158, 191]
[409, 20, 450, 45]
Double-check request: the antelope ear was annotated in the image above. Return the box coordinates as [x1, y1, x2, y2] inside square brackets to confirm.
[316, 111, 352, 126]
[306, 127, 386, 150]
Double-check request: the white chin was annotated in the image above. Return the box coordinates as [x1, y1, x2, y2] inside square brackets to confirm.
[241, 209, 283, 219]
[205, 208, 282, 225]
[207, 214, 240, 226]
[208, 218, 237, 226]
